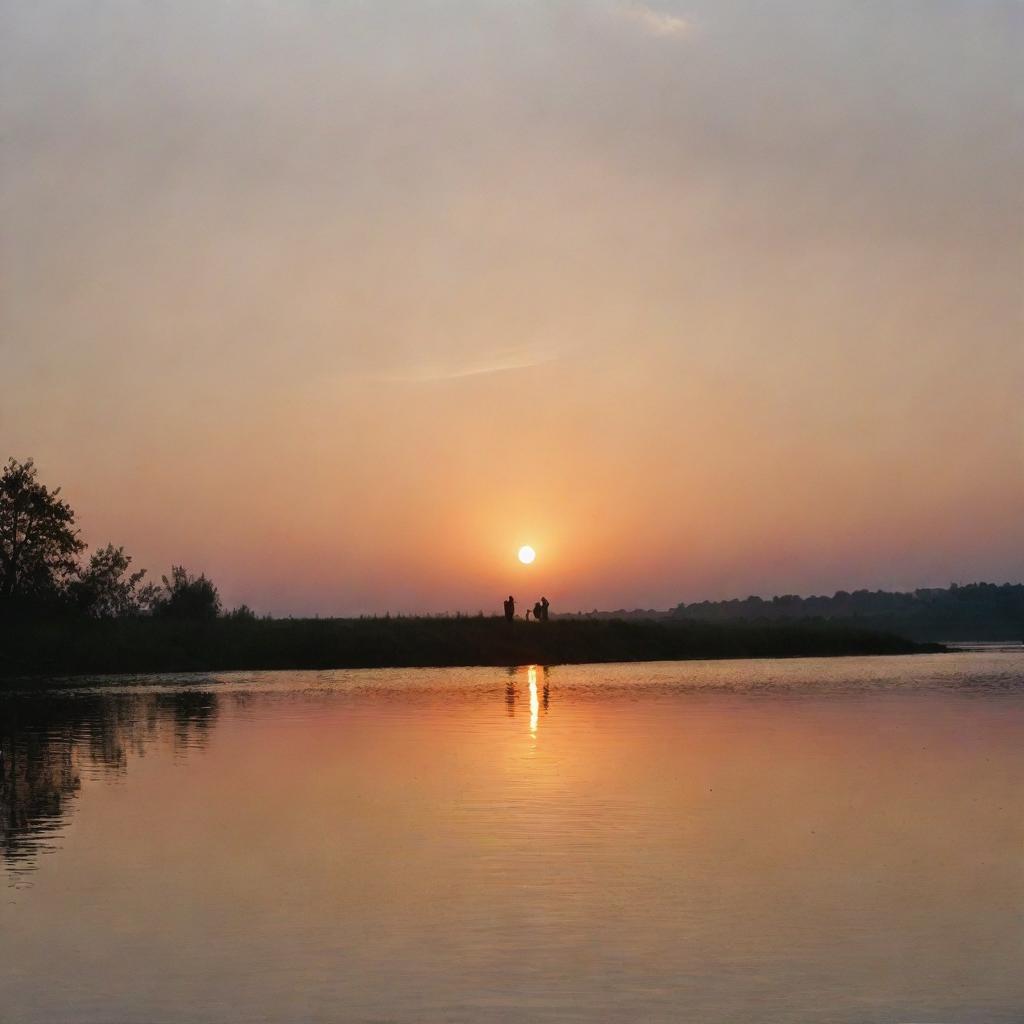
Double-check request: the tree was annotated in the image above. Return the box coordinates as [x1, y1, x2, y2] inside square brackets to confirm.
[0, 458, 85, 609]
[71, 543, 150, 618]
[152, 565, 221, 620]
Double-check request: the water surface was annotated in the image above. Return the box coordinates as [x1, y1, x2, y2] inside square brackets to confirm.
[3, 653, 1023, 1022]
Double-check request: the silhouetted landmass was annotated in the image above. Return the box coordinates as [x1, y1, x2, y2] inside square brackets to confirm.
[669, 582, 1024, 641]
[564, 583, 1024, 641]
[0, 615, 941, 679]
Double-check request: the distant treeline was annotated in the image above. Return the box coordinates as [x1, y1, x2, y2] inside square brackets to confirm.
[0, 615, 941, 679]
[669, 583, 1024, 641]
[571, 583, 1024, 641]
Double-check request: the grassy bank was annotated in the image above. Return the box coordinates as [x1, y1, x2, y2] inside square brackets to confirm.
[0, 615, 944, 678]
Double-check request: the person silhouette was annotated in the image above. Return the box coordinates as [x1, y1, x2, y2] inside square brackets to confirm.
[533, 600, 543, 621]
[540, 596, 550, 621]
[504, 595, 515, 621]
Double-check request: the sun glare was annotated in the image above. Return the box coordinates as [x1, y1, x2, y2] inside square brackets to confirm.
[518, 545, 536, 565]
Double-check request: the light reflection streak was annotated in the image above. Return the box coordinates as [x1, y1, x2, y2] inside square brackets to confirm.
[528, 665, 539, 734]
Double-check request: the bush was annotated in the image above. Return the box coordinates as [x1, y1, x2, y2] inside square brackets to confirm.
[151, 566, 221, 621]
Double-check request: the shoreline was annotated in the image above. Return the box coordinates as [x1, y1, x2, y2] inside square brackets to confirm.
[1, 616, 945, 680]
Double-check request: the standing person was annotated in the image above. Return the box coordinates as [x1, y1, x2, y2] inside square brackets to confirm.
[504, 595, 515, 621]
[533, 599, 543, 621]
[540, 596, 550, 621]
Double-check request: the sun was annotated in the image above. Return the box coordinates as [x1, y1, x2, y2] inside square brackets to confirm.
[517, 545, 536, 565]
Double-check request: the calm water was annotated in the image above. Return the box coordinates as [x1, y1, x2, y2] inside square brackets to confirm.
[2, 653, 1023, 1023]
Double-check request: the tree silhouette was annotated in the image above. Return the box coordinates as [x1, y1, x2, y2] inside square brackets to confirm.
[71, 543, 151, 617]
[0, 458, 84, 609]
[152, 565, 221, 620]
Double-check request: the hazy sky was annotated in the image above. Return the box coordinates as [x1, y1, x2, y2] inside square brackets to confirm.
[2, 0, 1022, 615]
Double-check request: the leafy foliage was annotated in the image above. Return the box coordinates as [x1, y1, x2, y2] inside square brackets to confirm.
[1, 457, 224, 624]
[151, 566, 221, 620]
[70, 543, 151, 618]
[0, 458, 85, 608]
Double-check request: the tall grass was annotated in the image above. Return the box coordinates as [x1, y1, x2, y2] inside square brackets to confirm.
[0, 615, 942, 678]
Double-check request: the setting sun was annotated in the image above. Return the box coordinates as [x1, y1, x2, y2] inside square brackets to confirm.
[517, 545, 536, 565]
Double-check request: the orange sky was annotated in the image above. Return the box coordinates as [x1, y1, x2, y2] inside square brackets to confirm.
[2, 1, 1022, 614]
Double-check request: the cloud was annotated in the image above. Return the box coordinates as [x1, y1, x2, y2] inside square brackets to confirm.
[619, 3, 691, 39]
[371, 349, 563, 384]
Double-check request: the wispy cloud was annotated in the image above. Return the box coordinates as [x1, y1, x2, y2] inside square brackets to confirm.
[371, 349, 563, 384]
[619, 3, 691, 39]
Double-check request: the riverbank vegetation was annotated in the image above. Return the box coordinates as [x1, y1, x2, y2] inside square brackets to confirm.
[1, 614, 942, 679]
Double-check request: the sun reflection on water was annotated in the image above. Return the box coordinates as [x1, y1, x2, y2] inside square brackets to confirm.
[528, 665, 539, 734]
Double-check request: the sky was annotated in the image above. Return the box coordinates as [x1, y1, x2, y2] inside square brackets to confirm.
[2, 0, 1022, 615]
